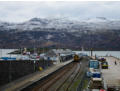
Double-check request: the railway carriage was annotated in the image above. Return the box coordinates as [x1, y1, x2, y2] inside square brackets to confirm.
[73, 54, 83, 62]
[73, 53, 88, 62]
[73, 54, 80, 62]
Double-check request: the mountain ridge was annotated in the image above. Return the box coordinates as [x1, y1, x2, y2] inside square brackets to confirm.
[0, 17, 120, 50]
[1, 17, 120, 32]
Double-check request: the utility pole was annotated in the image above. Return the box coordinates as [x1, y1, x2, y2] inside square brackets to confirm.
[91, 48, 93, 57]
[43, 47, 45, 69]
[21, 48, 22, 60]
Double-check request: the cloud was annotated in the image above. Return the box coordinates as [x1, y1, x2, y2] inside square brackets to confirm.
[0, 1, 120, 23]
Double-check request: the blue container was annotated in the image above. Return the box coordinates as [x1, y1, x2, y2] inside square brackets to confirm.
[92, 72, 101, 78]
[89, 60, 99, 69]
[1, 57, 16, 60]
[97, 73, 101, 78]
[86, 72, 92, 77]
[92, 73, 97, 78]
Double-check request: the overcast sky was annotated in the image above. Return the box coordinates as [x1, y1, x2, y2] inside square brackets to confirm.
[0, 1, 120, 23]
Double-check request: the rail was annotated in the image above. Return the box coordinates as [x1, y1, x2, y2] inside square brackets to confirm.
[21, 61, 75, 91]
[57, 63, 81, 91]
[21, 57, 89, 91]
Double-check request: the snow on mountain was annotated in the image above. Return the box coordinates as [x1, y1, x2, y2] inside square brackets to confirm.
[46, 34, 53, 39]
[1, 17, 120, 32]
[1, 17, 120, 50]
[85, 17, 108, 22]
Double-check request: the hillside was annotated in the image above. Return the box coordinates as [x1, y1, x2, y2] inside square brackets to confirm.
[0, 17, 120, 50]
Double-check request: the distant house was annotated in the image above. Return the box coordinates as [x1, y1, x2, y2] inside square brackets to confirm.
[43, 49, 74, 63]
[44, 50, 60, 63]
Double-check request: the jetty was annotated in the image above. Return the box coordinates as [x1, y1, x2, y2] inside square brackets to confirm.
[101, 57, 120, 89]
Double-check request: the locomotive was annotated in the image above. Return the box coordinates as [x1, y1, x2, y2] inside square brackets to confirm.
[73, 54, 80, 62]
[73, 53, 83, 62]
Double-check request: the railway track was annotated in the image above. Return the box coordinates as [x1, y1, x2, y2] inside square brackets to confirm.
[22, 58, 88, 91]
[56, 63, 81, 91]
[56, 59, 88, 91]
[33, 63, 76, 91]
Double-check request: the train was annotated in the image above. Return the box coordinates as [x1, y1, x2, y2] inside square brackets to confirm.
[73, 53, 87, 62]
[73, 54, 80, 62]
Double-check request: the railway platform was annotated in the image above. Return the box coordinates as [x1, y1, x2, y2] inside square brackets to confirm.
[101, 57, 120, 89]
[0, 59, 73, 91]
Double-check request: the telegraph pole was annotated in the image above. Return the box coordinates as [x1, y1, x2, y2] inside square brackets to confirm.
[91, 48, 93, 57]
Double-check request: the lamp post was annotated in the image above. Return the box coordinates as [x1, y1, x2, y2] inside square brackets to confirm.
[91, 48, 93, 57]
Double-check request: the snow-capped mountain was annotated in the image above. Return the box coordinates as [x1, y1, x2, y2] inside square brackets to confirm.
[0, 17, 120, 50]
[1, 17, 120, 32]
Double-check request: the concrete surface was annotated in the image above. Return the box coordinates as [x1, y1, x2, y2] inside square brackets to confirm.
[101, 57, 120, 87]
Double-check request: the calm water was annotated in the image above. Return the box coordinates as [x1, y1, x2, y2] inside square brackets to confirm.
[74, 51, 120, 59]
[0, 49, 18, 58]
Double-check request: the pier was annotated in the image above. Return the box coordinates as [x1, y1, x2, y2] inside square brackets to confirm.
[101, 57, 120, 89]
